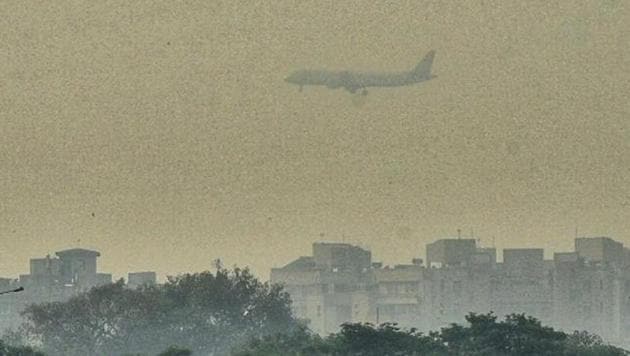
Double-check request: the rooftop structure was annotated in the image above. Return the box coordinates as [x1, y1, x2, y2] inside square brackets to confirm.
[575, 237, 625, 266]
[426, 238, 477, 267]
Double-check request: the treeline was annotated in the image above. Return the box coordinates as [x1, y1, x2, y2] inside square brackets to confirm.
[5, 265, 298, 356]
[235, 314, 629, 356]
[1, 265, 628, 356]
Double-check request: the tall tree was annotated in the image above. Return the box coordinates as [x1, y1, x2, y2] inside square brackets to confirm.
[20, 266, 298, 356]
[150, 266, 298, 355]
[22, 280, 160, 355]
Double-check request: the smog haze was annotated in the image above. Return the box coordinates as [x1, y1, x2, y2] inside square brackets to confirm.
[2, 1, 629, 279]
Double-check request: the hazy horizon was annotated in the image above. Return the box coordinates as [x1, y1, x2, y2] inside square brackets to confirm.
[2, 1, 629, 281]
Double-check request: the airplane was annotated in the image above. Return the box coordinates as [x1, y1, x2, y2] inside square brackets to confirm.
[285, 50, 436, 95]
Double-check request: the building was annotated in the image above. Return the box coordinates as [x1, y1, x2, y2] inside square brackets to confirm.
[55, 248, 112, 288]
[271, 236, 630, 348]
[575, 237, 625, 266]
[0, 247, 155, 334]
[426, 238, 477, 267]
[271, 243, 374, 334]
[312, 242, 372, 272]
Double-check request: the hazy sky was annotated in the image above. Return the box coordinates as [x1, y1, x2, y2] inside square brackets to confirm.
[1, 1, 629, 280]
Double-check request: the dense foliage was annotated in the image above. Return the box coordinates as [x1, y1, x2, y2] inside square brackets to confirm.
[234, 313, 629, 356]
[0, 339, 44, 356]
[18, 265, 298, 356]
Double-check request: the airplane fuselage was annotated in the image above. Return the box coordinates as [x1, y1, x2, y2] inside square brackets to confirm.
[285, 70, 431, 94]
[285, 51, 437, 94]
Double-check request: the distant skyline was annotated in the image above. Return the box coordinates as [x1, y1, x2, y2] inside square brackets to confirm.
[2, 233, 624, 282]
[2, 1, 629, 280]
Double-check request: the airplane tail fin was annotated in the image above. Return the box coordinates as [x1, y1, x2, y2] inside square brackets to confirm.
[411, 50, 436, 79]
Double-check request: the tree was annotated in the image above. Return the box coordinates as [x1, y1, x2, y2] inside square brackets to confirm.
[234, 322, 445, 356]
[157, 346, 193, 356]
[0, 339, 44, 356]
[233, 324, 332, 356]
[20, 266, 299, 356]
[565, 330, 629, 356]
[147, 266, 298, 355]
[233, 313, 630, 356]
[440, 313, 568, 355]
[329, 322, 444, 356]
[22, 279, 159, 355]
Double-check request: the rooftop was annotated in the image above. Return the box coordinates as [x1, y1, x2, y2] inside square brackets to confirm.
[55, 248, 101, 258]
